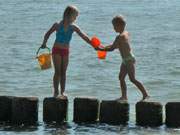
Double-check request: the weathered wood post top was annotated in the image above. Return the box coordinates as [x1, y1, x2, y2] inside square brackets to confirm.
[100, 100, 129, 125]
[43, 97, 68, 124]
[73, 97, 99, 123]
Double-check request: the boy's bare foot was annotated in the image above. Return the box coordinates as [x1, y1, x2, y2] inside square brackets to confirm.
[140, 95, 150, 101]
[116, 97, 128, 101]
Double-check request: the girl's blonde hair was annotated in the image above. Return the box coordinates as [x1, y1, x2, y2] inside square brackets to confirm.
[63, 5, 79, 22]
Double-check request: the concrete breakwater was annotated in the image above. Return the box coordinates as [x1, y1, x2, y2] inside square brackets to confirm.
[0, 96, 180, 127]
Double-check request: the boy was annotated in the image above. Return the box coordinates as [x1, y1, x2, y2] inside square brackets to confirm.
[96, 15, 149, 101]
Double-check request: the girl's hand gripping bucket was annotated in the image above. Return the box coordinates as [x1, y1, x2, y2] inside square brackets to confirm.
[36, 47, 52, 70]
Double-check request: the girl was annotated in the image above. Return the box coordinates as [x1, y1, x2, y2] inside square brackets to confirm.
[41, 5, 92, 99]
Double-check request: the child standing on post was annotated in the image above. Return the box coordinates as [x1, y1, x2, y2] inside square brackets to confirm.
[41, 5, 93, 99]
[96, 15, 150, 101]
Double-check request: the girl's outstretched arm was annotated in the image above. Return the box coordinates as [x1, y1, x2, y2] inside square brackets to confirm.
[73, 25, 91, 45]
[41, 23, 58, 48]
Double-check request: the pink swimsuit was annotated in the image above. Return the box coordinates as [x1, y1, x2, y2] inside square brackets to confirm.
[52, 47, 69, 57]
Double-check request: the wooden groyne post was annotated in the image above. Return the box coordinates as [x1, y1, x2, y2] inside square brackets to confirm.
[73, 97, 99, 123]
[166, 102, 180, 127]
[43, 97, 68, 124]
[12, 97, 38, 125]
[0, 96, 13, 122]
[136, 101, 163, 127]
[99, 100, 129, 125]
[3, 95, 180, 128]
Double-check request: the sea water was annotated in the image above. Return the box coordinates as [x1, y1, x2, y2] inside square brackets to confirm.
[0, 0, 180, 134]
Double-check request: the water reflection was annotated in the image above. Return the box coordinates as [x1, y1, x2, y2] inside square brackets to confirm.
[0, 122, 38, 132]
[43, 122, 71, 135]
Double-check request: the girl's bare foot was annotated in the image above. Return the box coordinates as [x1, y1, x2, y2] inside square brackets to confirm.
[53, 91, 59, 97]
[58, 94, 67, 99]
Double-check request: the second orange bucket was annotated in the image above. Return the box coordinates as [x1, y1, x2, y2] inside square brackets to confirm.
[97, 50, 107, 59]
[97, 45, 107, 59]
[36, 47, 52, 70]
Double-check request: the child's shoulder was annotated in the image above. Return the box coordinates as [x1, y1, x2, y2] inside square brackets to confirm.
[71, 23, 80, 31]
[71, 23, 79, 28]
[52, 21, 61, 29]
[120, 31, 129, 36]
[119, 31, 129, 40]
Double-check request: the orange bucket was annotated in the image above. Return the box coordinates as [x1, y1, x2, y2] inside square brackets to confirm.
[91, 36, 101, 48]
[97, 45, 107, 59]
[97, 50, 107, 59]
[36, 47, 52, 70]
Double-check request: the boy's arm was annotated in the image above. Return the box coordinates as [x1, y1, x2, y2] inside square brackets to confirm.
[97, 36, 120, 51]
[73, 24, 91, 45]
[41, 23, 58, 48]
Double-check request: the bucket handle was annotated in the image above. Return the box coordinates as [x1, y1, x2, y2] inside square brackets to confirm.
[36, 47, 51, 58]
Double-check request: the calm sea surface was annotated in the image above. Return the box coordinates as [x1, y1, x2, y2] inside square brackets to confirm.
[0, 0, 180, 134]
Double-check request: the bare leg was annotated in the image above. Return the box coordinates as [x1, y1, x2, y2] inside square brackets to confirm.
[52, 54, 62, 97]
[59, 55, 69, 99]
[118, 63, 128, 100]
[126, 62, 149, 100]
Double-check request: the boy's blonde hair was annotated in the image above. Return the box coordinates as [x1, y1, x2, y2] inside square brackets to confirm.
[112, 15, 126, 27]
[63, 5, 79, 22]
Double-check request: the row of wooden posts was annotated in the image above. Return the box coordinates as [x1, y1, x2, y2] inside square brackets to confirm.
[0, 96, 180, 127]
